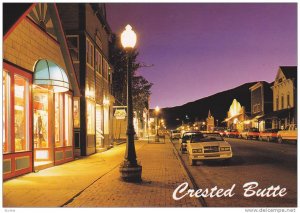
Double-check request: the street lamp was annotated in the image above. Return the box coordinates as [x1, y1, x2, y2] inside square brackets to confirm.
[155, 106, 160, 142]
[119, 24, 142, 182]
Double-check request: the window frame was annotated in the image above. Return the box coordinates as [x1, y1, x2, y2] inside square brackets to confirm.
[66, 35, 79, 63]
[3, 71, 11, 153]
[86, 37, 94, 68]
[95, 49, 103, 75]
[3, 63, 32, 154]
[87, 99, 96, 135]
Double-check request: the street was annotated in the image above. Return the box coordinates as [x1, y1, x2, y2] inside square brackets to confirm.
[172, 137, 297, 207]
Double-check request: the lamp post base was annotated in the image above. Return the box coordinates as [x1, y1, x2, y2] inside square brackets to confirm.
[120, 160, 142, 182]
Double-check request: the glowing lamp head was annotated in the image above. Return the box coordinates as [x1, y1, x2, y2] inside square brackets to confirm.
[121, 24, 137, 49]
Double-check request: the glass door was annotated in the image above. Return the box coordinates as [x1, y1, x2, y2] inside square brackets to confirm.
[33, 86, 53, 168]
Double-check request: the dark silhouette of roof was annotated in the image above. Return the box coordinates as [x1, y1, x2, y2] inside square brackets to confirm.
[280, 66, 297, 80]
[3, 3, 32, 36]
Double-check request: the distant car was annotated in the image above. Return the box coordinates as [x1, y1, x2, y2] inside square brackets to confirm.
[170, 130, 181, 140]
[225, 129, 239, 138]
[179, 131, 200, 154]
[277, 124, 297, 143]
[186, 132, 233, 166]
[259, 129, 279, 142]
[213, 127, 226, 137]
[241, 128, 259, 140]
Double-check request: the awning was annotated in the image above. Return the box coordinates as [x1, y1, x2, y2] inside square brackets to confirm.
[33, 59, 70, 93]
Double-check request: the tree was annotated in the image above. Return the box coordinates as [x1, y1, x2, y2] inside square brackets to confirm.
[109, 33, 153, 113]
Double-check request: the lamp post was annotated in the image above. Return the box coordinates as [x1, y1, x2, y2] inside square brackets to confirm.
[155, 106, 160, 142]
[119, 25, 142, 182]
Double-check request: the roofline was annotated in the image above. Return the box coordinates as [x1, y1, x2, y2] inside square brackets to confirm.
[4, 3, 36, 40]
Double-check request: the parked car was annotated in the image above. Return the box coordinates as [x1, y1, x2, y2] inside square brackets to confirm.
[179, 131, 200, 154]
[240, 128, 259, 140]
[225, 129, 240, 138]
[170, 130, 181, 140]
[277, 124, 297, 143]
[259, 129, 279, 142]
[186, 132, 233, 166]
[213, 127, 226, 137]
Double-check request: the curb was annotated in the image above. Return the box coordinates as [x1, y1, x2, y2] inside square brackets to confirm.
[169, 138, 207, 207]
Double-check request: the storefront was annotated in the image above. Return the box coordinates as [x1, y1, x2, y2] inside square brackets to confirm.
[3, 63, 33, 180]
[225, 99, 249, 132]
[3, 59, 75, 179]
[3, 3, 80, 180]
[33, 60, 74, 169]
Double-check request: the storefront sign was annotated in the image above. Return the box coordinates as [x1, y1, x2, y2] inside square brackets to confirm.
[114, 109, 127, 119]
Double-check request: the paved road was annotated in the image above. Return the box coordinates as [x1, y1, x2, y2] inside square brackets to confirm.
[173, 138, 297, 207]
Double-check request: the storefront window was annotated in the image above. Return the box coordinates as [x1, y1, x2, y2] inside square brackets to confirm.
[74, 97, 80, 128]
[55, 93, 63, 147]
[65, 94, 72, 146]
[14, 74, 29, 152]
[3, 71, 10, 153]
[87, 100, 95, 134]
[33, 87, 49, 148]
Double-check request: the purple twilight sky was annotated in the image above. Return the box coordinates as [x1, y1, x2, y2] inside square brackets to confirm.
[106, 3, 297, 109]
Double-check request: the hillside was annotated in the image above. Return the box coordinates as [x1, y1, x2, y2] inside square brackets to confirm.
[159, 82, 261, 129]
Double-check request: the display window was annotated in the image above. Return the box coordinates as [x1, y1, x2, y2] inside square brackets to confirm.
[87, 100, 95, 134]
[65, 94, 73, 146]
[55, 93, 63, 147]
[3, 71, 11, 153]
[73, 97, 80, 128]
[14, 74, 30, 152]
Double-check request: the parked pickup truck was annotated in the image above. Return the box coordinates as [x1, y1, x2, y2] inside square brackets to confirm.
[277, 124, 297, 143]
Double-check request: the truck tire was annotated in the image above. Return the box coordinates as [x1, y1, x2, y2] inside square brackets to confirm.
[278, 136, 283, 144]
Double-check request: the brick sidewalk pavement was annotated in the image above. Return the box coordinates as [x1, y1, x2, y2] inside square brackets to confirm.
[3, 139, 201, 207]
[65, 139, 201, 207]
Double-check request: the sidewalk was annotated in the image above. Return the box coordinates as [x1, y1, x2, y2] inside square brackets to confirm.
[3, 139, 201, 207]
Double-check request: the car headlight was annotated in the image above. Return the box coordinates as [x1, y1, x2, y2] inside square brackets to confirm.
[220, 147, 231, 151]
[192, 149, 202, 153]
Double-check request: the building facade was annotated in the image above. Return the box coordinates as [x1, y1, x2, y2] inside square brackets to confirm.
[225, 99, 249, 132]
[248, 81, 273, 131]
[57, 3, 115, 156]
[206, 110, 215, 132]
[3, 3, 80, 180]
[270, 66, 297, 129]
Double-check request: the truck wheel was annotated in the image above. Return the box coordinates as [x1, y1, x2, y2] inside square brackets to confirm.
[278, 137, 283, 144]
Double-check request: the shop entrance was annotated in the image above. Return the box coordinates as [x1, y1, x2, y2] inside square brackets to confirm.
[33, 86, 54, 170]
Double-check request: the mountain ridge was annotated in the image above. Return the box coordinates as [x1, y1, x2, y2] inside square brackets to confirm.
[159, 81, 272, 129]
